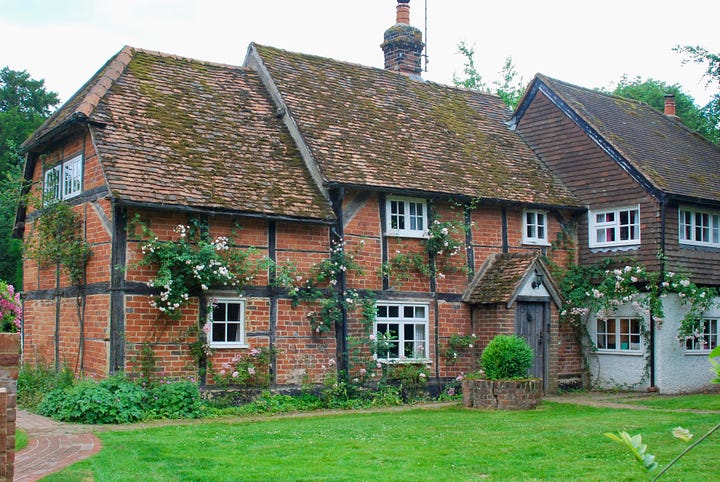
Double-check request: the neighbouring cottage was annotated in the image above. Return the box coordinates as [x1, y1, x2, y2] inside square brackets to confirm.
[16, 1, 590, 393]
[512, 74, 720, 393]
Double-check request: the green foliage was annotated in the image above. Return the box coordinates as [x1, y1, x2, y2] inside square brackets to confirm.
[281, 238, 375, 336]
[674, 45, 720, 144]
[212, 346, 274, 388]
[38, 374, 147, 424]
[608, 75, 720, 144]
[134, 219, 270, 320]
[710, 346, 720, 384]
[379, 363, 429, 401]
[605, 431, 658, 471]
[25, 200, 92, 286]
[443, 332, 477, 365]
[17, 362, 74, 410]
[0, 67, 59, 287]
[480, 335, 533, 380]
[0, 280, 21, 332]
[36, 374, 205, 424]
[146, 381, 204, 419]
[452, 42, 525, 109]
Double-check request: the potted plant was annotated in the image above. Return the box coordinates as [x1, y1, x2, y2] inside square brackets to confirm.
[462, 334, 542, 410]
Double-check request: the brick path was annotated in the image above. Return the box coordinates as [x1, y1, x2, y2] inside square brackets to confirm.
[14, 410, 101, 482]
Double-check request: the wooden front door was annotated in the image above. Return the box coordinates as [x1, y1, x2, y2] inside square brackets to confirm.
[515, 302, 546, 383]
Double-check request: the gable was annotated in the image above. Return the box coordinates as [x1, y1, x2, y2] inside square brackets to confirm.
[515, 74, 720, 206]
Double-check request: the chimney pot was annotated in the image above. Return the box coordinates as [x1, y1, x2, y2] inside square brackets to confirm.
[664, 94, 676, 116]
[396, 0, 411, 24]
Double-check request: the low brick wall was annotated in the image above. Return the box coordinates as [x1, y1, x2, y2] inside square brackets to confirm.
[462, 378, 542, 410]
[0, 333, 20, 481]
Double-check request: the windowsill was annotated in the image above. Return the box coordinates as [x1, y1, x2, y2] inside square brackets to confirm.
[376, 358, 432, 365]
[595, 350, 643, 356]
[522, 239, 551, 247]
[684, 350, 716, 356]
[209, 343, 248, 349]
[679, 241, 720, 249]
[385, 232, 428, 239]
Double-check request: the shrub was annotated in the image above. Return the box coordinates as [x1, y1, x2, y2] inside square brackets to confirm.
[480, 335, 533, 380]
[17, 363, 74, 410]
[38, 375, 147, 424]
[147, 381, 204, 419]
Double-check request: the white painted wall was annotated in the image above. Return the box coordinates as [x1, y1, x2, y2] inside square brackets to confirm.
[654, 294, 719, 393]
[585, 294, 720, 393]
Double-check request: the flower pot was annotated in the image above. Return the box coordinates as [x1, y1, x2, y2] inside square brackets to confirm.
[462, 378, 542, 410]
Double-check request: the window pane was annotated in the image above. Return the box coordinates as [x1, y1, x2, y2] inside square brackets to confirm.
[227, 323, 240, 342]
[388, 305, 399, 318]
[212, 323, 224, 343]
[404, 306, 414, 318]
[213, 304, 226, 322]
[414, 306, 425, 319]
[227, 302, 240, 321]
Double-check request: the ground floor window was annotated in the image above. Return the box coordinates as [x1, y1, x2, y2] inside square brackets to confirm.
[685, 319, 719, 352]
[596, 318, 641, 352]
[209, 297, 246, 348]
[374, 302, 429, 361]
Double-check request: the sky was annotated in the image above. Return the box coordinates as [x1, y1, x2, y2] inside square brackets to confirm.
[1, 0, 719, 106]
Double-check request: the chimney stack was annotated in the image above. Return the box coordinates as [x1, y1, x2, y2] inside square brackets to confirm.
[664, 94, 677, 116]
[381, 0, 425, 77]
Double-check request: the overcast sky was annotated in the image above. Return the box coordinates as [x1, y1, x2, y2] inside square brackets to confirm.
[2, 0, 719, 106]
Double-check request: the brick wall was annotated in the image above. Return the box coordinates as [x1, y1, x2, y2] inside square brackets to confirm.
[0, 333, 20, 481]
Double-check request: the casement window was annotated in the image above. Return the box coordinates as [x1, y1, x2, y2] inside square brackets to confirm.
[523, 210, 549, 245]
[374, 302, 429, 361]
[595, 318, 642, 352]
[43, 154, 83, 204]
[588, 206, 640, 248]
[685, 319, 719, 352]
[209, 298, 246, 348]
[386, 197, 427, 238]
[679, 207, 720, 247]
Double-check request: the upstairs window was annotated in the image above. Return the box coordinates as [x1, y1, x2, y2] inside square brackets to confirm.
[685, 319, 718, 352]
[43, 154, 83, 204]
[386, 197, 427, 238]
[523, 210, 549, 245]
[209, 298, 246, 348]
[374, 302, 429, 361]
[679, 207, 720, 247]
[589, 206, 640, 248]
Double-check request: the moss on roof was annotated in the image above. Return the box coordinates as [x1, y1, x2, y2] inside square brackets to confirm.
[254, 44, 579, 207]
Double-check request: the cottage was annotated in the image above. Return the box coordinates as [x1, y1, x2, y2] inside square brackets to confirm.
[512, 74, 720, 392]
[16, 0, 587, 392]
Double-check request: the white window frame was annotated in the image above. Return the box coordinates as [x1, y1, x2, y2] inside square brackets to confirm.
[386, 196, 428, 238]
[685, 319, 719, 353]
[208, 297, 247, 348]
[588, 205, 640, 248]
[374, 302, 429, 362]
[679, 207, 720, 248]
[523, 210, 549, 246]
[43, 154, 83, 204]
[595, 317, 642, 353]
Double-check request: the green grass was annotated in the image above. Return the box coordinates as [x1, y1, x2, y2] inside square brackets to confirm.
[623, 393, 720, 411]
[41, 401, 718, 481]
[16, 429, 28, 451]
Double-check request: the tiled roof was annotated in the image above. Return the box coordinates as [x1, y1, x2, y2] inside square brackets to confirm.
[463, 253, 540, 304]
[536, 74, 720, 203]
[251, 44, 580, 207]
[29, 47, 335, 221]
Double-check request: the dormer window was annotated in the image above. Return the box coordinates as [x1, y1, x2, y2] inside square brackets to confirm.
[523, 210, 549, 245]
[386, 196, 427, 238]
[679, 207, 720, 247]
[43, 154, 83, 204]
[588, 206, 640, 248]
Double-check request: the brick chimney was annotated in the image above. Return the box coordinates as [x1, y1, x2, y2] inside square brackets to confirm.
[664, 94, 677, 116]
[381, 0, 424, 77]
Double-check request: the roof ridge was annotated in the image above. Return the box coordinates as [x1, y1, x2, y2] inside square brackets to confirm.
[74, 45, 135, 119]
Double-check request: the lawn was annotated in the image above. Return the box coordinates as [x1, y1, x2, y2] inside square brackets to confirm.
[41, 401, 718, 481]
[623, 393, 720, 411]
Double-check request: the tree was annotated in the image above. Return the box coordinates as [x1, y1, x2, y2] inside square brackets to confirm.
[674, 45, 720, 144]
[0, 67, 59, 287]
[607, 75, 720, 144]
[452, 42, 525, 110]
